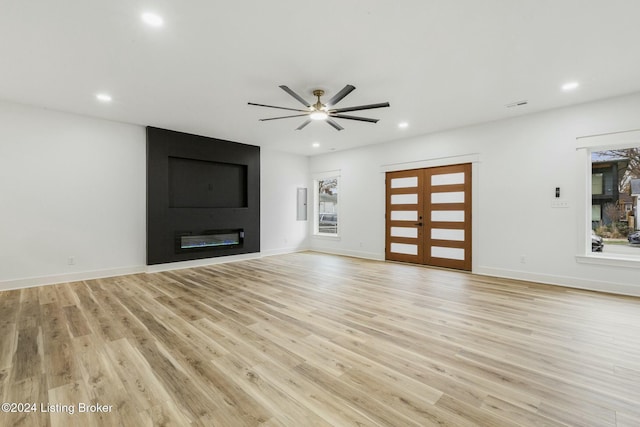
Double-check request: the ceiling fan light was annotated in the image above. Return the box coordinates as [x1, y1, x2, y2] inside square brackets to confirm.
[310, 111, 328, 121]
[142, 12, 164, 27]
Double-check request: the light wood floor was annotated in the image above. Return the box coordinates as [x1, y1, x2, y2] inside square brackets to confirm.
[1, 252, 640, 426]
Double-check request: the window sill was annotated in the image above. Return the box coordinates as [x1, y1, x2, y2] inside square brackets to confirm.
[575, 254, 640, 269]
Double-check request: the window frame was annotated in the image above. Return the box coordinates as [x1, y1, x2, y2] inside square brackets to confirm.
[312, 170, 341, 239]
[575, 131, 640, 268]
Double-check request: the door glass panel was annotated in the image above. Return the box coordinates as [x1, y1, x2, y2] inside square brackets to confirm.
[431, 228, 465, 241]
[432, 172, 464, 186]
[431, 191, 465, 204]
[390, 210, 418, 221]
[391, 227, 418, 238]
[390, 243, 418, 255]
[431, 246, 465, 260]
[431, 210, 465, 222]
[391, 194, 418, 205]
[391, 176, 418, 188]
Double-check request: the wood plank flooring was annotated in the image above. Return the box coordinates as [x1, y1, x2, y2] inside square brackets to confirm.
[1, 251, 640, 426]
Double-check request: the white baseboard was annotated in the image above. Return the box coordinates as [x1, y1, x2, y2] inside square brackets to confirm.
[474, 266, 640, 297]
[310, 247, 384, 261]
[260, 245, 310, 258]
[0, 247, 311, 291]
[4, 253, 638, 298]
[0, 266, 146, 292]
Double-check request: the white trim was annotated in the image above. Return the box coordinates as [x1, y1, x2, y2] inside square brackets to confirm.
[0, 266, 145, 292]
[576, 132, 640, 263]
[310, 248, 384, 261]
[0, 248, 318, 291]
[311, 169, 341, 179]
[312, 233, 341, 240]
[576, 128, 640, 149]
[575, 254, 640, 269]
[576, 148, 591, 255]
[380, 153, 481, 173]
[475, 266, 640, 297]
[303, 251, 640, 296]
[4, 249, 638, 297]
[471, 161, 480, 273]
[260, 246, 310, 257]
[312, 172, 341, 237]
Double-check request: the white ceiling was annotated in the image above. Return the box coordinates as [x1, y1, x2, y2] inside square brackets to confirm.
[2, 0, 640, 156]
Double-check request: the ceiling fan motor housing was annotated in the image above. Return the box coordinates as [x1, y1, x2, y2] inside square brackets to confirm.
[248, 84, 390, 131]
[312, 90, 325, 111]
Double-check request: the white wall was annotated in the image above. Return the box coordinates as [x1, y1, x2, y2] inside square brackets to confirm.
[260, 149, 309, 255]
[0, 101, 147, 289]
[309, 92, 640, 296]
[3, 93, 639, 294]
[0, 100, 311, 288]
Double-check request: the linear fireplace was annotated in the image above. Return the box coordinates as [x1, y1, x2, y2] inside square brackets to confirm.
[176, 229, 244, 252]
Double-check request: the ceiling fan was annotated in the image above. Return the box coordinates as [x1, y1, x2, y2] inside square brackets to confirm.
[248, 84, 390, 131]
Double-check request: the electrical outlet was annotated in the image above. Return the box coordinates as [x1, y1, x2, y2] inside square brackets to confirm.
[520, 255, 526, 264]
[68, 256, 76, 265]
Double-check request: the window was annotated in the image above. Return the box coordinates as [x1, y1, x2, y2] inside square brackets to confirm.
[589, 147, 640, 259]
[314, 174, 339, 236]
[592, 173, 603, 195]
[592, 205, 601, 222]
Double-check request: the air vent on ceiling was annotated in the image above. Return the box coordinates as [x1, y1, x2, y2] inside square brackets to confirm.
[506, 100, 528, 108]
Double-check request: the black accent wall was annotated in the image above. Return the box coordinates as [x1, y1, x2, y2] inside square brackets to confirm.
[147, 127, 260, 265]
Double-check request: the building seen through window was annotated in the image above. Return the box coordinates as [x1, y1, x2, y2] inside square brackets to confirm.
[591, 148, 640, 256]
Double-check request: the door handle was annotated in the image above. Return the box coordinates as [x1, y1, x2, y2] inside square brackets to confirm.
[414, 222, 423, 226]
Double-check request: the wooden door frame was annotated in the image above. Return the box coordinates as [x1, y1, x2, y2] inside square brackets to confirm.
[382, 156, 478, 272]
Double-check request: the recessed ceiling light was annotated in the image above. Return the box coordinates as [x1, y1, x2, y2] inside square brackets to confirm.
[312, 142, 320, 148]
[141, 12, 164, 27]
[398, 122, 409, 129]
[562, 81, 579, 91]
[96, 93, 112, 103]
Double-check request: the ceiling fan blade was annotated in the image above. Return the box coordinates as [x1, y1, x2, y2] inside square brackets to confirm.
[248, 102, 308, 113]
[330, 102, 390, 114]
[326, 118, 344, 131]
[279, 85, 311, 107]
[331, 114, 379, 123]
[295, 120, 312, 130]
[326, 84, 355, 107]
[259, 113, 309, 121]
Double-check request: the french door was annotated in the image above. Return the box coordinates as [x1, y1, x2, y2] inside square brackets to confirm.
[385, 163, 472, 271]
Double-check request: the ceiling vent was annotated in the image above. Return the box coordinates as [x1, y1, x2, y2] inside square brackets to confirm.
[506, 100, 528, 108]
